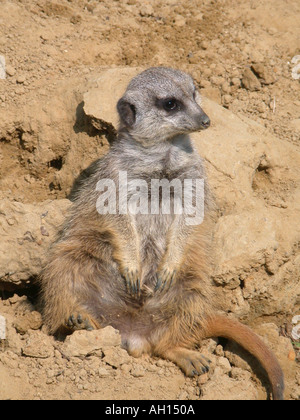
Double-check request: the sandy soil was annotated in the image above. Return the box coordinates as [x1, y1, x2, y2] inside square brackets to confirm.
[0, 0, 299, 400]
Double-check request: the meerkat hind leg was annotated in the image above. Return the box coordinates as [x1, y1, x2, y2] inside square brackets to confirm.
[160, 347, 211, 376]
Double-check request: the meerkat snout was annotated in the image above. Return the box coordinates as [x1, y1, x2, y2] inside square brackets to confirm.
[192, 89, 210, 130]
[117, 67, 210, 144]
[197, 111, 210, 130]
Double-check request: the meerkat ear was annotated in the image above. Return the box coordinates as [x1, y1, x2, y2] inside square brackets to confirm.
[117, 97, 136, 127]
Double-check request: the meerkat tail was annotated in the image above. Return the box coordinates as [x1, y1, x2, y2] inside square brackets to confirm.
[202, 315, 284, 400]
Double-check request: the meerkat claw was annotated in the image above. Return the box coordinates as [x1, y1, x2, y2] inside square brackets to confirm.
[155, 269, 176, 293]
[123, 268, 141, 297]
[184, 354, 211, 377]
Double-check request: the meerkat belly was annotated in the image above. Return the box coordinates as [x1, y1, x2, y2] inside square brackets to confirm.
[81, 209, 175, 351]
[87, 213, 173, 351]
[92, 294, 162, 356]
[115, 214, 174, 353]
[136, 213, 173, 285]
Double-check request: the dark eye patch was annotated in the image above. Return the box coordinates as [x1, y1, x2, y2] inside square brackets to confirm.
[155, 97, 182, 112]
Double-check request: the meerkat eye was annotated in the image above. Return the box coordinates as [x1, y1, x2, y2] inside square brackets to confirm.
[162, 98, 179, 111]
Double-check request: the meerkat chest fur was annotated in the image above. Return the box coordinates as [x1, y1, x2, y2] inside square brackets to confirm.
[112, 133, 205, 232]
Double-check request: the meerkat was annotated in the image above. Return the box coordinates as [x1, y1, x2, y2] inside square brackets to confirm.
[40, 67, 284, 400]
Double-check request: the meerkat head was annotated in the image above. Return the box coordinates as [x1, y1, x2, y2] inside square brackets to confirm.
[117, 67, 210, 145]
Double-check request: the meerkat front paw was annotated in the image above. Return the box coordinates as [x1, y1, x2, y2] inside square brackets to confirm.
[154, 267, 177, 293]
[122, 267, 141, 297]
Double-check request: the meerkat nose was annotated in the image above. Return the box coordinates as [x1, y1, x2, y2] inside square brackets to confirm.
[199, 113, 210, 129]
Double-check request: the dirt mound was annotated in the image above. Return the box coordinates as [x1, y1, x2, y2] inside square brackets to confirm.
[0, 0, 299, 401]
